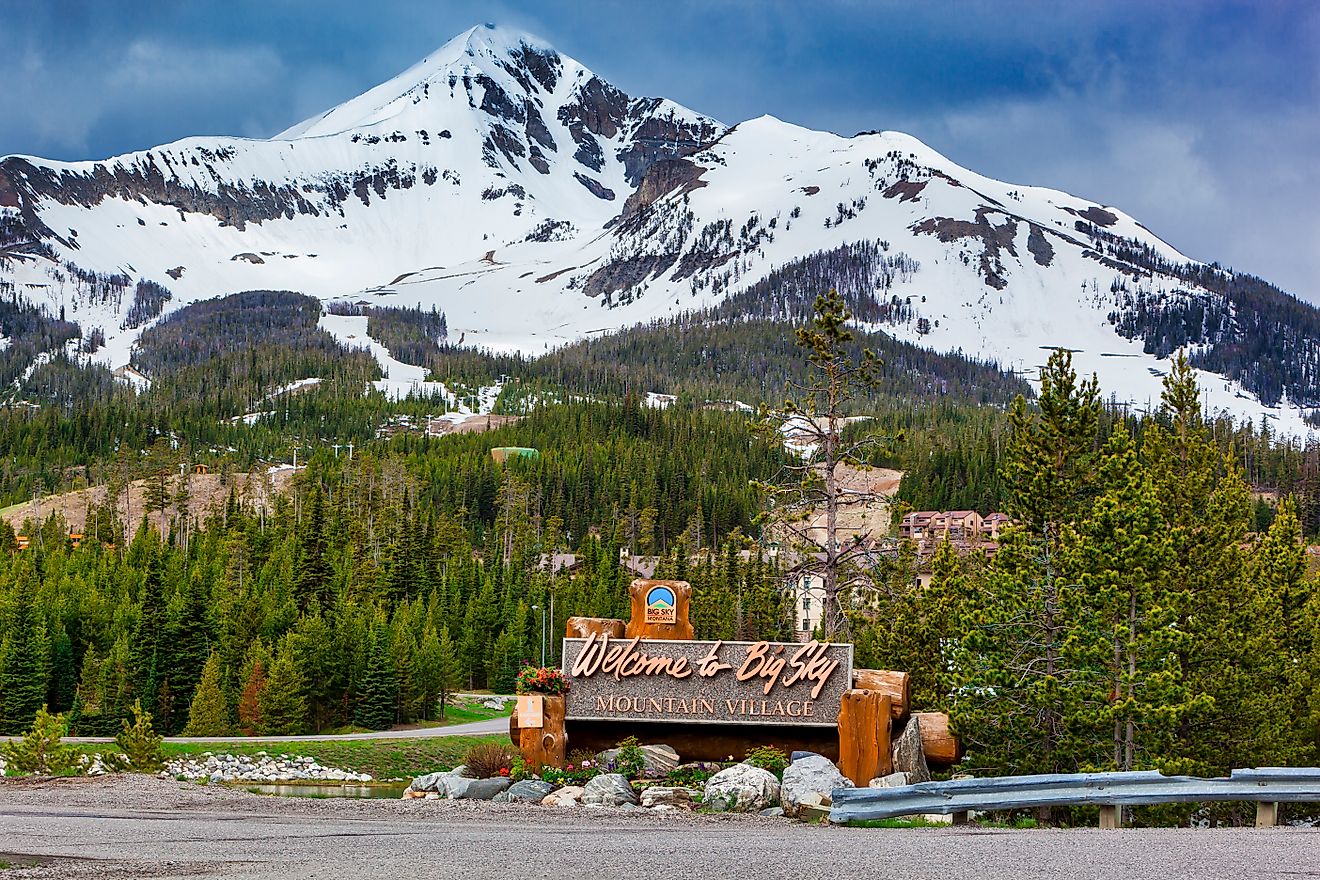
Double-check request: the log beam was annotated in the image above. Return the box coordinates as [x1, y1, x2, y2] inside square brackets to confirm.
[837, 689, 892, 786]
[565, 617, 626, 639]
[851, 669, 910, 721]
[912, 711, 961, 767]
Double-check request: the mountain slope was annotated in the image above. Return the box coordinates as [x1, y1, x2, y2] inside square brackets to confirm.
[1, 23, 1317, 433]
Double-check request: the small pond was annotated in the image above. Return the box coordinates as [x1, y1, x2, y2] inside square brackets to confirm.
[232, 782, 410, 799]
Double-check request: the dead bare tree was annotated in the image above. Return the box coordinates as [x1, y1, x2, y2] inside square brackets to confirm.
[754, 289, 897, 638]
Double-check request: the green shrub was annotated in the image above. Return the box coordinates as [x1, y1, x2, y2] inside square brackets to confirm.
[114, 700, 165, 772]
[614, 735, 646, 779]
[744, 745, 789, 778]
[1, 705, 80, 775]
[666, 761, 721, 788]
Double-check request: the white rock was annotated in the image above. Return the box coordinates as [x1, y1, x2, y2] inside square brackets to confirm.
[582, 773, 638, 807]
[639, 786, 698, 809]
[703, 764, 781, 813]
[781, 755, 852, 818]
[542, 784, 585, 806]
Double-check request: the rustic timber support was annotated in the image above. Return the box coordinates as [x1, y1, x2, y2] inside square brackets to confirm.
[1256, 802, 1278, 828]
[850, 669, 910, 721]
[515, 694, 567, 771]
[625, 579, 694, 640]
[565, 616, 627, 639]
[1099, 805, 1121, 830]
[837, 689, 892, 785]
[912, 711, 961, 767]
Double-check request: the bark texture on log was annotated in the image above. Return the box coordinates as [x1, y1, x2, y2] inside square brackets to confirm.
[509, 707, 521, 746]
[850, 669, 911, 721]
[890, 715, 932, 783]
[837, 689, 892, 786]
[565, 617, 627, 639]
[913, 711, 961, 766]
[518, 694, 567, 771]
[624, 579, 694, 641]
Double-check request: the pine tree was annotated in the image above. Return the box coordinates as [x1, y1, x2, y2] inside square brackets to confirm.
[237, 640, 270, 736]
[132, 549, 166, 724]
[259, 640, 308, 735]
[294, 484, 332, 610]
[1239, 498, 1311, 767]
[1060, 431, 1200, 772]
[951, 350, 1102, 790]
[1001, 348, 1101, 536]
[161, 574, 212, 734]
[183, 652, 230, 736]
[115, 699, 165, 772]
[415, 625, 443, 721]
[0, 563, 50, 734]
[354, 627, 397, 731]
[46, 626, 77, 714]
[1, 705, 78, 775]
[436, 625, 461, 720]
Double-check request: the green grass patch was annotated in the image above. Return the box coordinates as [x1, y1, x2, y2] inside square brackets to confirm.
[74, 734, 506, 781]
[847, 815, 1040, 829]
[847, 816, 956, 828]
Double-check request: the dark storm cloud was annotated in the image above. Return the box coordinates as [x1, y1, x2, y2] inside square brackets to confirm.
[1, 0, 1315, 299]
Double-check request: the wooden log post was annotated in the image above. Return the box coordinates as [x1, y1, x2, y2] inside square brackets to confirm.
[912, 711, 962, 767]
[517, 694, 567, 771]
[836, 689, 892, 786]
[1255, 802, 1278, 828]
[625, 579, 694, 641]
[1099, 805, 1121, 830]
[565, 617, 627, 639]
[851, 669, 911, 721]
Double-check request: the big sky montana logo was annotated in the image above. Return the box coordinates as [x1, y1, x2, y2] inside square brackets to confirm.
[645, 585, 677, 624]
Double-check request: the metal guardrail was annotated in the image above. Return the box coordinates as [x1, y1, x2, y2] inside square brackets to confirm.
[829, 768, 1320, 825]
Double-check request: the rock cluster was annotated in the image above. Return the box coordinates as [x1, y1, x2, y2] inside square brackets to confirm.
[166, 753, 372, 784]
[400, 744, 860, 821]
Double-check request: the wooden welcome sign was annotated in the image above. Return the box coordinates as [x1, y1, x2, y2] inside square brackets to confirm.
[512, 578, 952, 776]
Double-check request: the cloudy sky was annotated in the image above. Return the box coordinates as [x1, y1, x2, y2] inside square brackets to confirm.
[4, 0, 1317, 300]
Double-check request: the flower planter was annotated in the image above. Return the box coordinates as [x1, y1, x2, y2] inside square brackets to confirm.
[516, 693, 566, 771]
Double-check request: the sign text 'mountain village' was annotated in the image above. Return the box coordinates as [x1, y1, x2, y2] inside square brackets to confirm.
[562, 635, 853, 727]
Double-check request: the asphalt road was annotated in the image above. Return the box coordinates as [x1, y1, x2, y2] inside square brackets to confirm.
[0, 777, 1315, 880]
[65, 715, 509, 745]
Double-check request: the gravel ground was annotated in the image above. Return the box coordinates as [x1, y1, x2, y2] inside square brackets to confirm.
[1, 775, 1316, 880]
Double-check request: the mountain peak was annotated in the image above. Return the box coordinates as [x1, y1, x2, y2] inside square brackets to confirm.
[275, 23, 566, 140]
[458, 22, 552, 56]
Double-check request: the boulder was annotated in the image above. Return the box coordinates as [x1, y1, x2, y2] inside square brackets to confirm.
[542, 785, 585, 807]
[703, 764, 780, 813]
[461, 777, 512, 800]
[789, 751, 823, 763]
[407, 766, 478, 799]
[639, 786, 698, 809]
[760, 806, 786, 818]
[670, 760, 721, 778]
[780, 754, 852, 818]
[506, 779, 558, 803]
[594, 744, 680, 778]
[408, 771, 448, 794]
[442, 775, 476, 799]
[869, 772, 911, 788]
[582, 773, 639, 807]
[891, 717, 932, 784]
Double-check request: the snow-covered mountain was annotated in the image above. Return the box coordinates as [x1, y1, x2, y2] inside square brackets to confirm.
[2, 24, 1317, 431]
